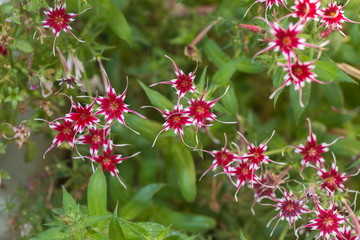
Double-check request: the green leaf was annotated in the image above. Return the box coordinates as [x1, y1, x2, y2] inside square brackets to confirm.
[119, 183, 165, 220]
[203, 40, 230, 67]
[158, 226, 171, 239]
[126, 114, 163, 142]
[313, 60, 356, 83]
[171, 144, 196, 202]
[0, 170, 10, 180]
[109, 218, 125, 240]
[320, 82, 344, 108]
[196, 66, 208, 93]
[220, 86, 238, 116]
[88, 168, 107, 216]
[101, 0, 132, 44]
[272, 67, 286, 106]
[331, 137, 360, 158]
[213, 58, 240, 86]
[239, 229, 248, 240]
[120, 221, 148, 239]
[139, 81, 174, 110]
[290, 83, 311, 124]
[11, 39, 33, 53]
[152, 205, 216, 232]
[30, 227, 65, 240]
[84, 215, 111, 227]
[237, 58, 265, 74]
[25, 0, 48, 13]
[62, 187, 78, 215]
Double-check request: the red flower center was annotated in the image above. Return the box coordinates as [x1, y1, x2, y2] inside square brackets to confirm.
[324, 217, 334, 227]
[63, 127, 71, 134]
[221, 153, 228, 161]
[92, 135, 101, 143]
[103, 157, 111, 164]
[308, 148, 316, 156]
[110, 102, 119, 111]
[285, 203, 295, 212]
[326, 177, 335, 184]
[293, 67, 303, 76]
[196, 106, 205, 114]
[173, 115, 181, 123]
[282, 36, 292, 46]
[55, 16, 64, 23]
[242, 168, 249, 174]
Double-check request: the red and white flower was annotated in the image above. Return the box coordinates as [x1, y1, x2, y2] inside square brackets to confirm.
[144, 104, 193, 147]
[270, 59, 327, 107]
[254, 19, 320, 62]
[77, 127, 111, 156]
[320, 0, 360, 37]
[88, 146, 140, 188]
[42, 4, 90, 54]
[1, 121, 31, 148]
[265, 191, 309, 236]
[290, 118, 342, 173]
[331, 225, 360, 240]
[95, 81, 146, 127]
[186, 86, 235, 143]
[303, 202, 345, 239]
[238, 130, 280, 170]
[198, 136, 239, 180]
[149, 55, 196, 101]
[43, 120, 76, 157]
[63, 100, 99, 133]
[290, 0, 322, 20]
[317, 162, 350, 194]
[226, 161, 258, 201]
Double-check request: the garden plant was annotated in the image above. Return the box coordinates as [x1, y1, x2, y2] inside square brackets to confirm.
[1, 0, 360, 239]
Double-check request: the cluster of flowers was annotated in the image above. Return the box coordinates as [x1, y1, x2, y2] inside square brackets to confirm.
[240, 0, 359, 107]
[145, 55, 235, 147]
[39, 62, 146, 187]
[201, 118, 360, 239]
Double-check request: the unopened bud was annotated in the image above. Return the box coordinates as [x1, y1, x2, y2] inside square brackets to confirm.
[320, 29, 333, 38]
[237, 24, 266, 34]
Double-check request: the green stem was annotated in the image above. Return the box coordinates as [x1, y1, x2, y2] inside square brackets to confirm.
[278, 223, 289, 240]
[264, 148, 283, 156]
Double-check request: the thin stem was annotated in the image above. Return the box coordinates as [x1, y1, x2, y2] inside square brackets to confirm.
[264, 148, 284, 156]
[342, 198, 360, 236]
[279, 223, 289, 240]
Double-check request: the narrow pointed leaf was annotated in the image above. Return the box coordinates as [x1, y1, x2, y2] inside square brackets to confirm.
[139, 81, 174, 110]
[88, 167, 107, 216]
[119, 183, 165, 220]
[213, 58, 240, 86]
[171, 144, 196, 202]
[313, 61, 356, 83]
[62, 186, 77, 215]
[197, 66, 208, 93]
[101, 0, 132, 44]
[203, 40, 230, 67]
[109, 218, 125, 240]
[237, 58, 265, 74]
[152, 205, 216, 232]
